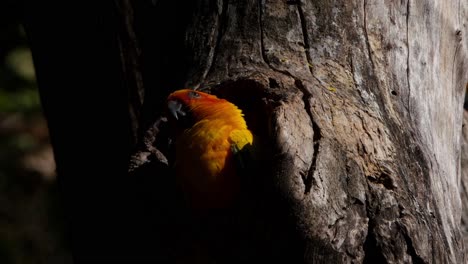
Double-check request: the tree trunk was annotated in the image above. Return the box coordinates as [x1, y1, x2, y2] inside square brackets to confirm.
[461, 110, 468, 257]
[25, 0, 468, 263]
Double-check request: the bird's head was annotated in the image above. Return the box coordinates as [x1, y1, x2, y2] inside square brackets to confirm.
[165, 89, 237, 126]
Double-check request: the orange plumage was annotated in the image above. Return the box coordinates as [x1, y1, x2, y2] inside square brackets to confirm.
[166, 89, 253, 209]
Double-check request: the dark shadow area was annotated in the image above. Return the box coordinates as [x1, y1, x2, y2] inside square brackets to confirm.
[0, 1, 72, 264]
[21, 1, 161, 262]
[133, 1, 196, 138]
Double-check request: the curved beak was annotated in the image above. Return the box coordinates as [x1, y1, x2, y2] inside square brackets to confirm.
[167, 100, 186, 120]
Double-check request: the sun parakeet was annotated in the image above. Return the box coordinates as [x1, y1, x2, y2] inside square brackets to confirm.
[166, 89, 254, 210]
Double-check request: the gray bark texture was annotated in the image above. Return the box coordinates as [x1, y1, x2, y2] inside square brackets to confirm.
[121, 0, 468, 263]
[461, 110, 468, 258]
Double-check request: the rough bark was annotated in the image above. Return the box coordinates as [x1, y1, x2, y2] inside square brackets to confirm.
[122, 0, 468, 263]
[25, 0, 468, 263]
[461, 110, 468, 256]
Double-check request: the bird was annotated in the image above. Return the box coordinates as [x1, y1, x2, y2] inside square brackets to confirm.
[165, 89, 254, 210]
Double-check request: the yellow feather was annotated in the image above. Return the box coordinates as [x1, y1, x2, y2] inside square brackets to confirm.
[169, 90, 253, 209]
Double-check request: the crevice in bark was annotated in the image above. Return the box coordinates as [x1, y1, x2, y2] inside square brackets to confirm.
[451, 31, 462, 93]
[294, 79, 322, 194]
[406, 0, 412, 120]
[368, 172, 396, 190]
[363, 0, 376, 72]
[257, 0, 322, 86]
[362, 226, 386, 263]
[258, 0, 323, 195]
[202, 0, 228, 87]
[363, 188, 386, 264]
[286, 0, 299, 5]
[257, 0, 303, 81]
[402, 227, 426, 264]
[297, 0, 313, 76]
[190, 4, 222, 89]
[268, 78, 279, 88]
[349, 56, 362, 100]
[258, 0, 273, 72]
[363, 174, 384, 263]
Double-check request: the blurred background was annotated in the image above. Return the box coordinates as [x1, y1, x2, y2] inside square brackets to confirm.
[0, 4, 72, 264]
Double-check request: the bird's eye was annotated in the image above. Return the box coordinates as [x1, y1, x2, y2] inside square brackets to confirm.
[188, 91, 201, 99]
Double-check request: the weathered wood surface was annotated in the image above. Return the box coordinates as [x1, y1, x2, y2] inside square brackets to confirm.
[122, 0, 468, 263]
[461, 110, 468, 257]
